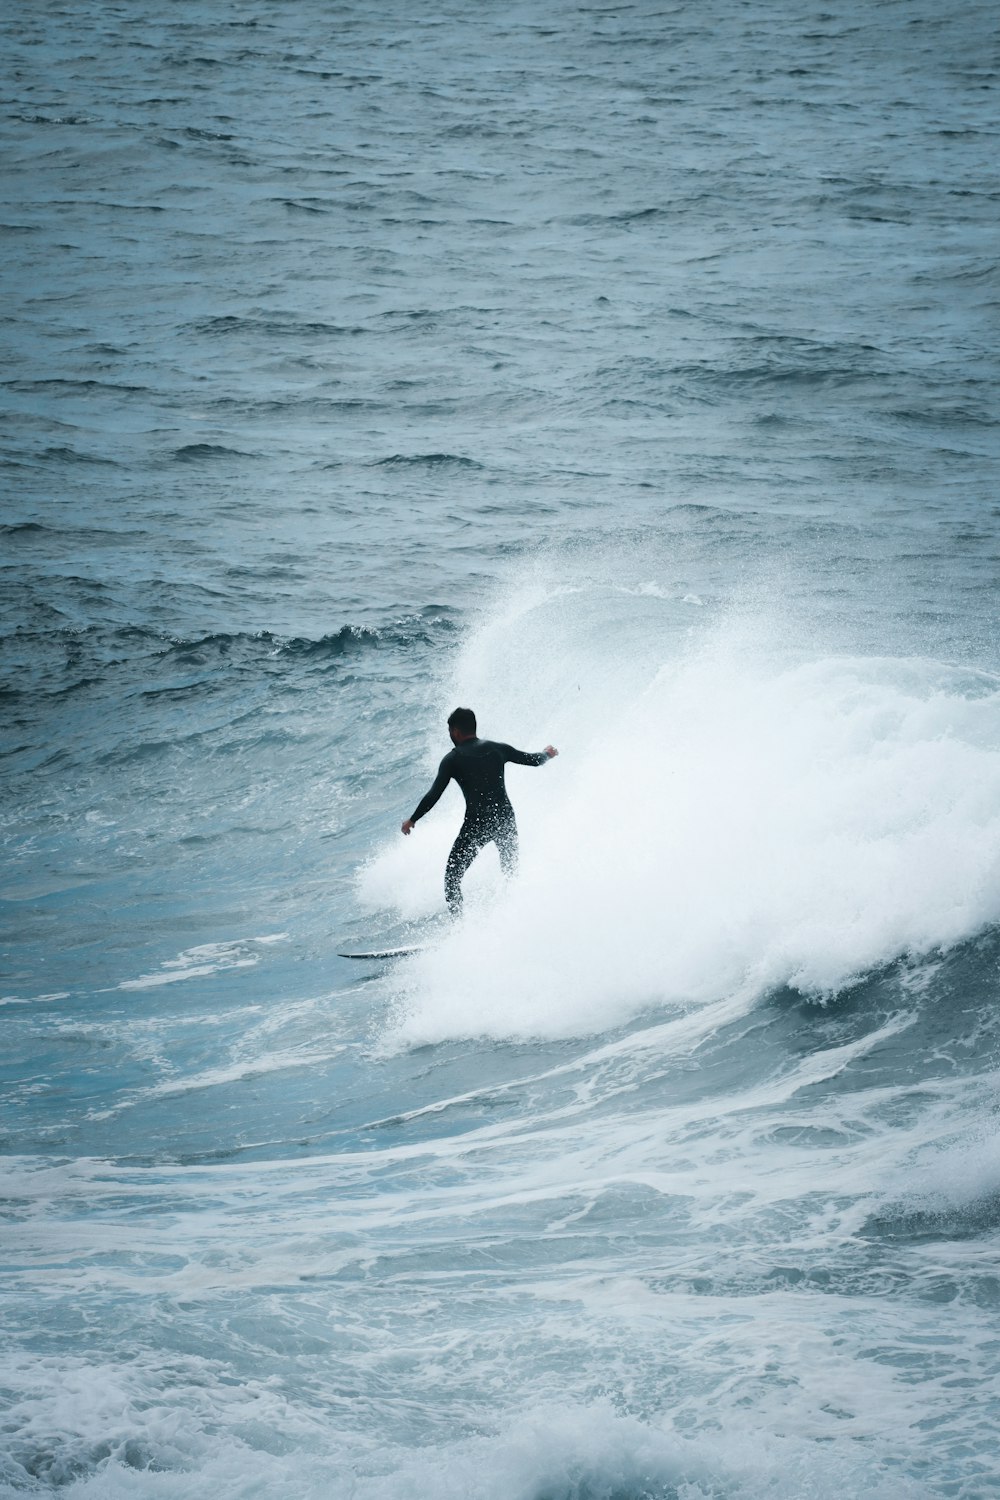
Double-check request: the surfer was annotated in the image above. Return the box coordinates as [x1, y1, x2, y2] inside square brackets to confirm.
[401, 707, 558, 914]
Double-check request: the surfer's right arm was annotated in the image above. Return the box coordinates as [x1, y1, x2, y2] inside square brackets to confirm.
[401, 755, 453, 834]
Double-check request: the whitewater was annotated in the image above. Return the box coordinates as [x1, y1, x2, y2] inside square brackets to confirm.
[3, 1, 1000, 1496]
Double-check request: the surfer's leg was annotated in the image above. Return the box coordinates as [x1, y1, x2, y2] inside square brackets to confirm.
[445, 822, 483, 915]
[495, 813, 519, 880]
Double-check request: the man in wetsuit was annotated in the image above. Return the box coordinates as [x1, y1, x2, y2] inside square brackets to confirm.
[401, 706, 558, 915]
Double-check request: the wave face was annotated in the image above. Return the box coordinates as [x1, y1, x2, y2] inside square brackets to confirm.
[3, 0, 1000, 1495]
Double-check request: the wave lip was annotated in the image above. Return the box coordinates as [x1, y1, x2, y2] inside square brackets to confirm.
[372, 452, 486, 469]
[168, 443, 261, 463]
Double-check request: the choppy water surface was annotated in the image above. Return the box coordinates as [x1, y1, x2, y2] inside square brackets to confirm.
[3, 2, 1000, 1496]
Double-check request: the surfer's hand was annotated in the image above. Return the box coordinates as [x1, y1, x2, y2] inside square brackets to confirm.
[544, 745, 558, 759]
[401, 819, 415, 835]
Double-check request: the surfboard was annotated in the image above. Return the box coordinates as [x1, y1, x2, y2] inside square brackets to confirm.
[338, 945, 426, 961]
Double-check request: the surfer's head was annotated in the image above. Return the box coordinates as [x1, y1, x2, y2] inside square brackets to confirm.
[448, 706, 477, 743]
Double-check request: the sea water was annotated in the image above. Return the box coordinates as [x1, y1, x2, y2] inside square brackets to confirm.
[2, 1, 1000, 1495]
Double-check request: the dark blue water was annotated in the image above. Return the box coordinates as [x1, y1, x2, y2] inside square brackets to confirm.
[3, 3, 1000, 1495]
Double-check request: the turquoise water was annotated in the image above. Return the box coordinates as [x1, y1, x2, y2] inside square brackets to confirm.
[3, 3, 1000, 1495]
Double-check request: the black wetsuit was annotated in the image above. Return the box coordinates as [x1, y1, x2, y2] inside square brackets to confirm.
[409, 737, 550, 912]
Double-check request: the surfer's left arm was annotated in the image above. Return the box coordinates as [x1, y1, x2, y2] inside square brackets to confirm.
[501, 743, 559, 767]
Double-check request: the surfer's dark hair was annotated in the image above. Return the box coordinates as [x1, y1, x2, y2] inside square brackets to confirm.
[448, 706, 476, 736]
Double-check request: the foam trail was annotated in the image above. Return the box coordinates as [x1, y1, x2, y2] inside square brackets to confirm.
[362, 582, 1000, 1043]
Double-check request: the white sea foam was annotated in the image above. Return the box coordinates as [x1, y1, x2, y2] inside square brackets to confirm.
[0, 1366, 932, 1500]
[84, 1043, 351, 1121]
[115, 936, 288, 992]
[362, 584, 1000, 1045]
[885, 1100, 1000, 1216]
[0, 992, 69, 1007]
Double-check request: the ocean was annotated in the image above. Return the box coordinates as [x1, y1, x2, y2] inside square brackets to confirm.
[2, 1, 1000, 1495]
